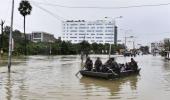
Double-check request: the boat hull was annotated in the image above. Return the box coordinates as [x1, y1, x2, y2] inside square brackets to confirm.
[80, 69, 141, 79]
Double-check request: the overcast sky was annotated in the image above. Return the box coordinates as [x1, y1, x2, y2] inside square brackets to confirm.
[0, 0, 170, 46]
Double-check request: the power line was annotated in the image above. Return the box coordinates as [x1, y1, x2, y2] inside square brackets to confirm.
[30, 1, 170, 9]
[31, 2, 65, 21]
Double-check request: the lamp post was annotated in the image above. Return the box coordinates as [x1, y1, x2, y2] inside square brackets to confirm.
[48, 40, 53, 55]
[105, 16, 122, 58]
[119, 29, 132, 49]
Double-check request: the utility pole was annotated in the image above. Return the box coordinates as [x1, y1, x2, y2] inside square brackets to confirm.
[105, 16, 122, 58]
[8, 0, 15, 73]
[0, 20, 5, 56]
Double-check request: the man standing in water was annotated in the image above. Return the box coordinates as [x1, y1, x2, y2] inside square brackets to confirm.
[81, 51, 84, 63]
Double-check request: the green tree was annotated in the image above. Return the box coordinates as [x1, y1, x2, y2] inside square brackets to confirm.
[79, 40, 91, 57]
[98, 43, 104, 54]
[12, 30, 25, 55]
[18, 0, 32, 55]
[104, 43, 110, 54]
[2, 26, 10, 53]
[91, 42, 98, 54]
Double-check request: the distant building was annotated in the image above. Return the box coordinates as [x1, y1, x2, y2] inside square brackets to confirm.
[26, 33, 32, 41]
[164, 38, 170, 51]
[26, 32, 56, 43]
[164, 38, 170, 44]
[151, 42, 164, 54]
[62, 20, 115, 44]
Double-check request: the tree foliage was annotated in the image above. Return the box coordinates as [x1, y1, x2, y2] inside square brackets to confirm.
[18, 0, 32, 17]
[1, 26, 126, 56]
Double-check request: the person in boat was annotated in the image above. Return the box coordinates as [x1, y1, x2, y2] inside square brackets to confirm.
[110, 57, 120, 74]
[125, 62, 131, 70]
[129, 58, 138, 71]
[103, 57, 120, 74]
[105, 58, 112, 67]
[100, 58, 112, 72]
[120, 64, 126, 72]
[85, 57, 93, 71]
[94, 57, 102, 72]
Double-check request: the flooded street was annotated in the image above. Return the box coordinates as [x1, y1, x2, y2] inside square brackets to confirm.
[0, 55, 170, 100]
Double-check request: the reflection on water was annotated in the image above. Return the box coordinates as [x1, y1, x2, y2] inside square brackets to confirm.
[80, 75, 139, 99]
[6, 73, 12, 100]
[0, 55, 170, 100]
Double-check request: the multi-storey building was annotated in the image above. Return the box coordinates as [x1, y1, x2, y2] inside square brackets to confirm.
[164, 38, 170, 51]
[151, 42, 164, 53]
[164, 38, 170, 44]
[26, 32, 56, 43]
[62, 20, 115, 44]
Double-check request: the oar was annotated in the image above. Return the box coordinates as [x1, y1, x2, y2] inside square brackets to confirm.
[75, 63, 85, 76]
[106, 67, 118, 76]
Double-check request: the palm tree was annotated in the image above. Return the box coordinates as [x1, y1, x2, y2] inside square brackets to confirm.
[18, 0, 32, 55]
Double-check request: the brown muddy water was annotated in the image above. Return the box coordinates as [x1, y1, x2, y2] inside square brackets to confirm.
[0, 55, 170, 100]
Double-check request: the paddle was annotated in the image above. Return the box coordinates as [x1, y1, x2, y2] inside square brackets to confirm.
[75, 63, 85, 76]
[106, 67, 118, 76]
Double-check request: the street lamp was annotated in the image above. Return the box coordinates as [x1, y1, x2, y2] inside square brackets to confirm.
[105, 16, 123, 58]
[119, 29, 132, 49]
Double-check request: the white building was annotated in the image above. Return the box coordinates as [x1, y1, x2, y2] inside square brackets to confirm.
[151, 42, 164, 53]
[62, 20, 115, 44]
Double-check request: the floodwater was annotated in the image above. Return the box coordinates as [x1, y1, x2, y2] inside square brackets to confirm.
[0, 55, 170, 100]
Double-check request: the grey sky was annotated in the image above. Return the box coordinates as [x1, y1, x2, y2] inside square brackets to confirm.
[0, 0, 170, 46]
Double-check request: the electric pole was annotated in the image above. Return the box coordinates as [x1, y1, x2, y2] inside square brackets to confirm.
[8, 0, 15, 73]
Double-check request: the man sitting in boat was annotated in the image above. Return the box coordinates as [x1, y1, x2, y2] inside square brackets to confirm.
[129, 58, 138, 71]
[109, 57, 120, 74]
[125, 62, 131, 70]
[94, 57, 102, 72]
[85, 57, 93, 71]
[102, 58, 120, 74]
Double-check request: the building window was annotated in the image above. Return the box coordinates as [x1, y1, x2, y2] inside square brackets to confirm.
[70, 37, 77, 39]
[70, 30, 77, 32]
[105, 34, 113, 35]
[79, 33, 85, 35]
[97, 33, 103, 35]
[79, 30, 85, 32]
[96, 37, 102, 39]
[96, 30, 103, 32]
[91, 27, 95, 29]
[106, 27, 113, 29]
[80, 24, 85, 25]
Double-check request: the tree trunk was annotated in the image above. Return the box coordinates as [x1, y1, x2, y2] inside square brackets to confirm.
[24, 16, 27, 55]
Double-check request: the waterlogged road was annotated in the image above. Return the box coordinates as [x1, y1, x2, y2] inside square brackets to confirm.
[0, 55, 170, 100]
